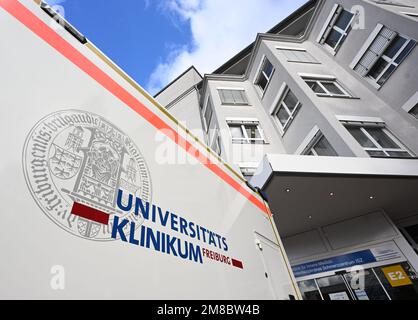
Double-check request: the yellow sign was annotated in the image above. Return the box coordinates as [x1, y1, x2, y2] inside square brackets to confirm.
[382, 265, 413, 287]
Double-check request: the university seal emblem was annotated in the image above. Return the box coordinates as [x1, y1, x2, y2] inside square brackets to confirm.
[23, 110, 152, 241]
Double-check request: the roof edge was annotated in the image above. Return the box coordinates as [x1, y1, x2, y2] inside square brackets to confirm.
[212, 0, 319, 75]
[153, 65, 203, 98]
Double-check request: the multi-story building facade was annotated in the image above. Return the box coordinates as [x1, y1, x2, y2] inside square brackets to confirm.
[155, 0, 418, 300]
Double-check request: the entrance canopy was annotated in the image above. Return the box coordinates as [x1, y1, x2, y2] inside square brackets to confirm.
[251, 155, 418, 237]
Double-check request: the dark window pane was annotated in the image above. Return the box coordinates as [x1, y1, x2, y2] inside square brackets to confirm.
[335, 10, 354, 30]
[374, 262, 418, 300]
[384, 36, 407, 59]
[313, 136, 338, 156]
[347, 127, 375, 148]
[369, 58, 388, 79]
[345, 269, 390, 300]
[256, 74, 268, 91]
[410, 105, 418, 119]
[366, 128, 398, 148]
[325, 29, 342, 48]
[306, 81, 326, 94]
[316, 275, 353, 300]
[377, 64, 396, 86]
[262, 59, 274, 78]
[277, 106, 290, 126]
[395, 40, 416, 64]
[283, 90, 299, 111]
[367, 150, 387, 157]
[245, 125, 261, 140]
[204, 101, 213, 128]
[322, 82, 345, 95]
[298, 280, 322, 300]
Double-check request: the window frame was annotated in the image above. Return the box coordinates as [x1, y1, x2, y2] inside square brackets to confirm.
[401, 91, 418, 120]
[409, 105, 418, 120]
[325, 9, 355, 52]
[227, 119, 266, 145]
[211, 131, 222, 156]
[303, 77, 352, 98]
[343, 122, 413, 158]
[276, 46, 320, 64]
[217, 88, 249, 106]
[271, 85, 302, 134]
[254, 55, 275, 96]
[317, 5, 356, 55]
[367, 35, 416, 86]
[303, 131, 338, 156]
[350, 24, 417, 89]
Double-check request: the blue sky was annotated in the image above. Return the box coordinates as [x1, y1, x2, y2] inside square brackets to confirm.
[46, 0, 307, 95]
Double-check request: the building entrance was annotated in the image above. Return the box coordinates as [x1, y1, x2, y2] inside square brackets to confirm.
[298, 261, 418, 300]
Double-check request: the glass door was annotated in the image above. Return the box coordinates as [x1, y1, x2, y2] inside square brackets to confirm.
[344, 268, 390, 300]
[297, 279, 323, 300]
[316, 274, 355, 300]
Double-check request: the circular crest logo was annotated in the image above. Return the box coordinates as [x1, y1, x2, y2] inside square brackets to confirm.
[23, 110, 152, 241]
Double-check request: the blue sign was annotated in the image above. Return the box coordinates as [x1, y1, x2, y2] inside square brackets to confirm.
[292, 249, 377, 278]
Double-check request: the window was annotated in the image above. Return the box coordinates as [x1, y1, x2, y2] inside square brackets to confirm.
[401, 92, 418, 119]
[344, 123, 413, 158]
[255, 57, 274, 94]
[409, 104, 418, 119]
[202, 97, 214, 132]
[211, 132, 222, 156]
[353, 25, 416, 87]
[227, 120, 266, 144]
[277, 48, 318, 64]
[304, 132, 338, 156]
[218, 89, 248, 105]
[318, 5, 355, 53]
[304, 78, 351, 97]
[272, 87, 302, 132]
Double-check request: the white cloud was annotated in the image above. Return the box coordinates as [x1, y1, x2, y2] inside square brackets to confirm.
[146, 0, 308, 94]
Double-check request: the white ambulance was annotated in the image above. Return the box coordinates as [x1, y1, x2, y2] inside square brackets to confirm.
[0, 0, 299, 299]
